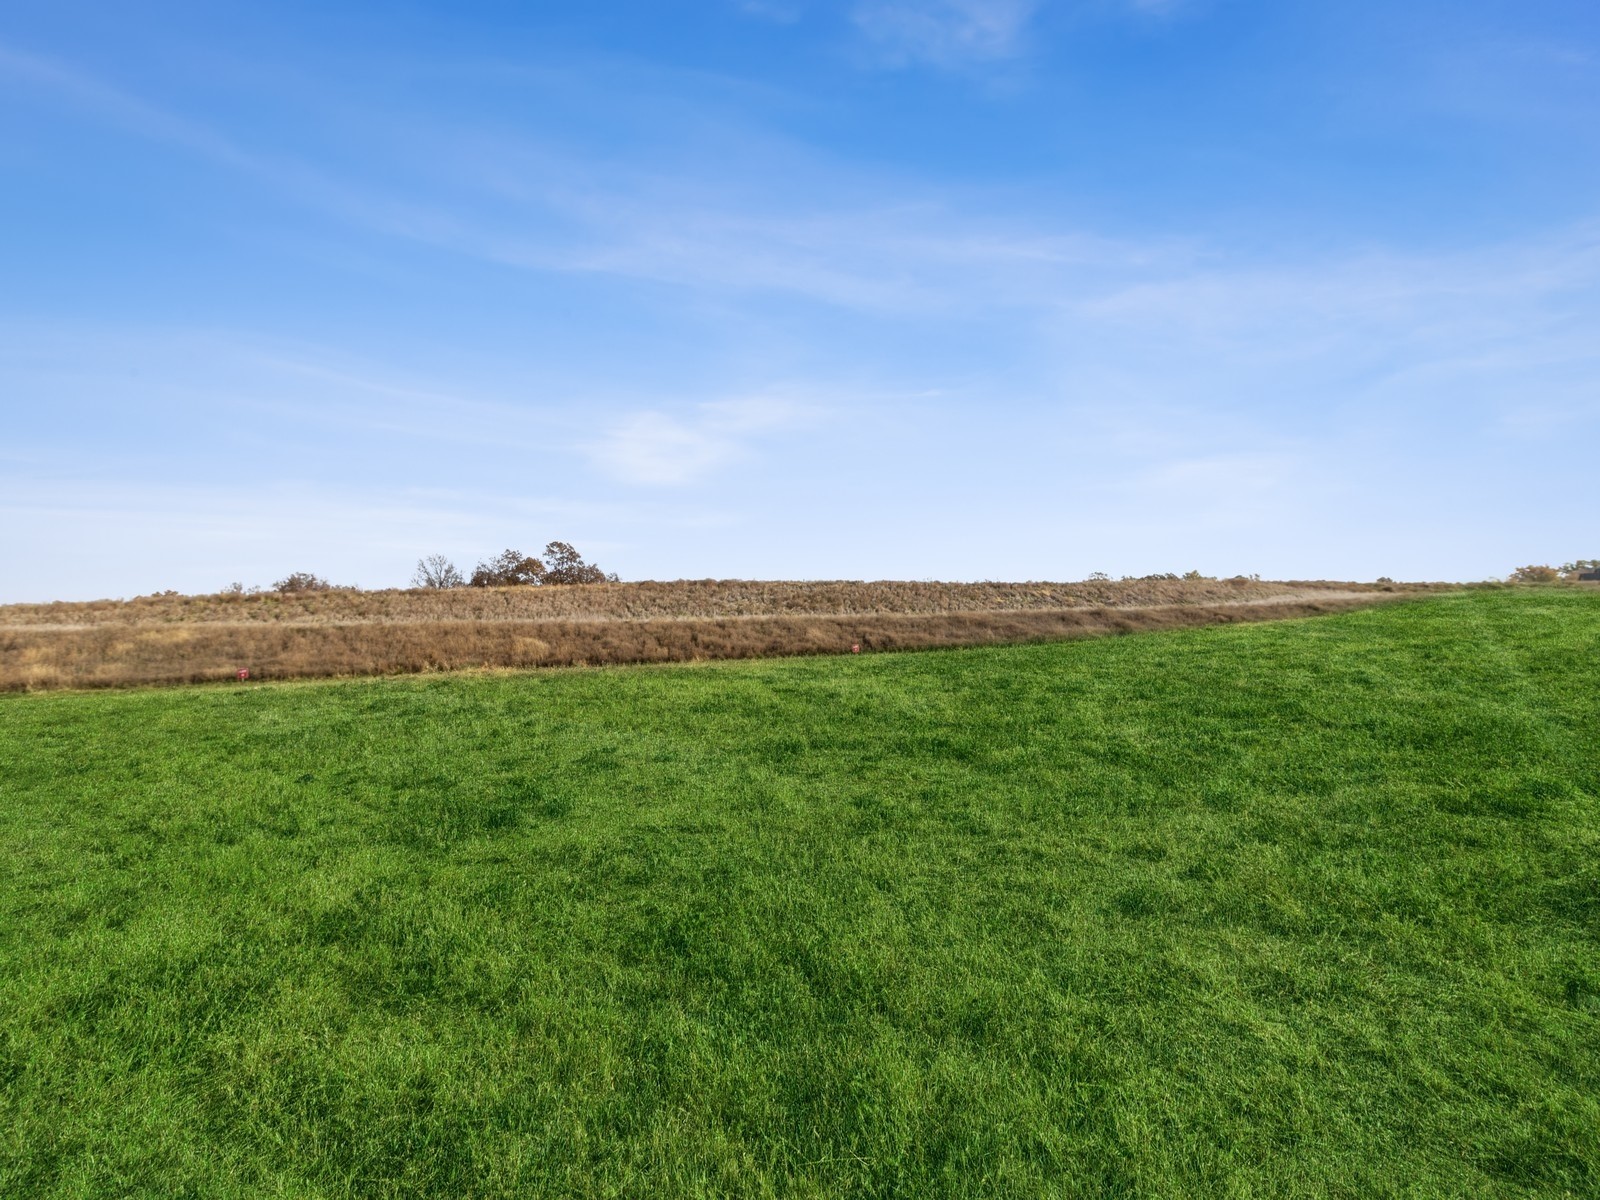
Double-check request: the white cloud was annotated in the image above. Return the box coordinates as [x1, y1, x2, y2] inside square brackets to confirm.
[735, 0, 806, 21]
[851, 0, 1039, 68]
[1068, 224, 1600, 422]
[585, 397, 812, 486]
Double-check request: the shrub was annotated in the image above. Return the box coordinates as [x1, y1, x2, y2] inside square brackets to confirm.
[273, 572, 338, 594]
[1509, 565, 1560, 584]
[470, 550, 546, 588]
[542, 541, 614, 586]
[413, 555, 465, 589]
[468, 543, 615, 587]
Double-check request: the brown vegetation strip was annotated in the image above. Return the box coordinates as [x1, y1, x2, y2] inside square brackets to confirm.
[0, 576, 1421, 627]
[1, 595, 1403, 691]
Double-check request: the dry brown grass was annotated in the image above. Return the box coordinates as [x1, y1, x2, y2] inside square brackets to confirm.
[0, 578, 1431, 691]
[2, 577, 1413, 627]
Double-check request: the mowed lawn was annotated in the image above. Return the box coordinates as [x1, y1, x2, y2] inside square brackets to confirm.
[1, 590, 1596, 1198]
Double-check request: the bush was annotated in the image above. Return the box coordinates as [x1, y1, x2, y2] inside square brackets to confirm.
[1509, 565, 1561, 584]
[470, 550, 546, 588]
[468, 543, 615, 587]
[541, 541, 614, 586]
[413, 555, 465, 589]
[273, 572, 338, 594]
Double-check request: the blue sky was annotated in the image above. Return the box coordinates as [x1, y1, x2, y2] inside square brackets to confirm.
[2, 0, 1597, 599]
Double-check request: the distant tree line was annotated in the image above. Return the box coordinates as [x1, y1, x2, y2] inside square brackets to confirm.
[221, 573, 352, 595]
[1509, 560, 1598, 583]
[414, 542, 616, 589]
[1084, 571, 1251, 583]
[217, 541, 615, 595]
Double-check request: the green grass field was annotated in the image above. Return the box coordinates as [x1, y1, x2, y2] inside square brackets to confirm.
[2, 589, 1596, 1198]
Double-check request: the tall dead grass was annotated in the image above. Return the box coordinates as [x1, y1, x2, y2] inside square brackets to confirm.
[1, 594, 1408, 691]
[0, 577, 1417, 628]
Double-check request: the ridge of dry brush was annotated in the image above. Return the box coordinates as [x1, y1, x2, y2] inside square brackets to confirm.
[2, 577, 1415, 627]
[0, 579, 1429, 690]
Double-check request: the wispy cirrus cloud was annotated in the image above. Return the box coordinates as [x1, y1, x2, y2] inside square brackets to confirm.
[6, 23, 1600, 589]
[0, 42, 256, 166]
[734, 0, 806, 21]
[0, 39, 1176, 312]
[851, 0, 1040, 68]
[586, 397, 815, 486]
[11, 40, 1600, 407]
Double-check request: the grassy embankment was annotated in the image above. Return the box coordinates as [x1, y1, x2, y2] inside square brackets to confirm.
[1, 588, 1595, 1196]
[0, 576, 1410, 690]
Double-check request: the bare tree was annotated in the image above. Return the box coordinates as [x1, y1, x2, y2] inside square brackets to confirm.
[413, 554, 465, 589]
[470, 549, 546, 587]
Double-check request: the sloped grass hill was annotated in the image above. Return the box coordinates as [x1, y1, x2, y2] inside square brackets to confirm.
[0, 576, 1409, 690]
[1, 589, 1595, 1197]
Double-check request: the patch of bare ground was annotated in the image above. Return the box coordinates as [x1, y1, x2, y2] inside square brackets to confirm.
[0, 579, 1438, 690]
